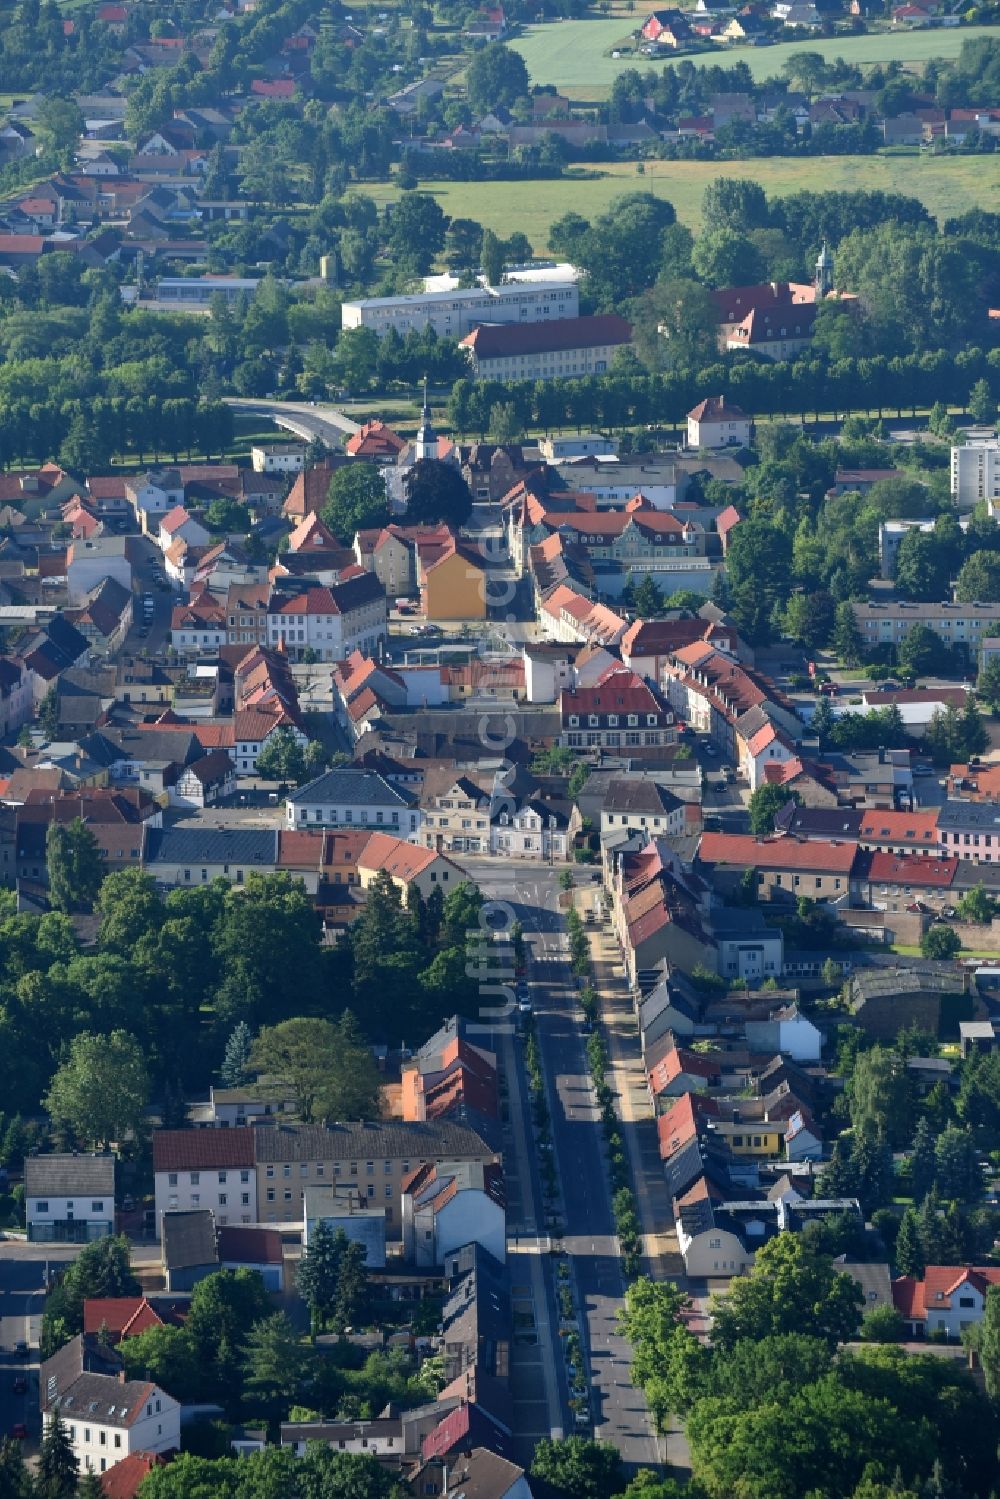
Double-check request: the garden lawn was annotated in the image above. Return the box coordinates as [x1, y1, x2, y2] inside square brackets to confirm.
[362, 152, 1000, 251]
[510, 20, 1000, 98]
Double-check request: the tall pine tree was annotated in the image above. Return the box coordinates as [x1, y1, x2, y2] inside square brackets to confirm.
[38, 1411, 78, 1499]
[894, 1206, 924, 1278]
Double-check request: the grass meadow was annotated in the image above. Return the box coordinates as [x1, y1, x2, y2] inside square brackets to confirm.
[362, 152, 1000, 250]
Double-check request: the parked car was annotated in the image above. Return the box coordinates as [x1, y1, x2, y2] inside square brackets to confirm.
[518, 997, 533, 1014]
[13, 1376, 26, 1394]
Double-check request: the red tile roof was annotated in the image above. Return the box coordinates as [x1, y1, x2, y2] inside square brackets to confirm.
[152, 1129, 255, 1172]
[698, 832, 857, 873]
[84, 1297, 164, 1341]
[461, 313, 632, 360]
[345, 420, 407, 460]
[859, 809, 939, 846]
[865, 852, 957, 889]
[100, 1453, 169, 1499]
[892, 1265, 1000, 1321]
[217, 1225, 283, 1263]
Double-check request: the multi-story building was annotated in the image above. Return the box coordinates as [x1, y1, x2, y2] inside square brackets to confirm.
[41, 1337, 181, 1479]
[697, 831, 857, 903]
[251, 442, 306, 474]
[559, 667, 674, 750]
[267, 574, 387, 662]
[852, 600, 1000, 659]
[419, 770, 495, 854]
[341, 281, 579, 339]
[460, 313, 631, 382]
[152, 1129, 257, 1235]
[66, 536, 132, 606]
[286, 767, 421, 838]
[951, 436, 1000, 508]
[253, 1120, 496, 1237]
[937, 799, 1000, 863]
[25, 1154, 115, 1244]
[600, 776, 687, 842]
[687, 395, 751, 450]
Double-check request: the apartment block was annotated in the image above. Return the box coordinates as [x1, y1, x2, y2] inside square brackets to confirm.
[341, 281, 579, 339]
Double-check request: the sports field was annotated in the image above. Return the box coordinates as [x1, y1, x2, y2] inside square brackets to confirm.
[510, 20, 1000, 98]
[363, 152, 1000, 251]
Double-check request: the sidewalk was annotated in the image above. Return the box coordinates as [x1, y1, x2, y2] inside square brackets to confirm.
[578, 899, 684, 1282]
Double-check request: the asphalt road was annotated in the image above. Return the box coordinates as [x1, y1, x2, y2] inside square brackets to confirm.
[0, 1243, 79, 1448]
[471, 861, 660, 1469]
[126, 536, 173, 657]
[226, 398, 360, 445]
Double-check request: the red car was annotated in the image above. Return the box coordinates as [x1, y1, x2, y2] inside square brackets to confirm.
[10, 1423, 27, 1440]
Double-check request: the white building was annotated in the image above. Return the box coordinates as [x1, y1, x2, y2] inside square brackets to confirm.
[599, 777, 687, 843]
[125, 469, 185, 534]
[460, 313, 631, 383]
[159, 506, 210, 554]
[951, 435, 1000, 508]
[401, 1160, 506, 1267]
[687, 395, 751, 450]
[152, 1129, 257, 1237]
[266, 575, 386, 662]
[251, 442, 306, 474]
[25, 1154, 115, 1245]
[45, 1375, 180, 1478]
[491, 801, 571, 861]
[66, 537, 132, 606]
[538, 432, 619, 461]
[342, 280, 579, 339]
[285, 767, 421, 839]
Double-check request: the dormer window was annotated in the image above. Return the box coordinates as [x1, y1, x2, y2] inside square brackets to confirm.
[628, 715, 638, 726]
[568, 715, 579, 727]
[608, 715, 618, 726]
[588, 715, 599, 726]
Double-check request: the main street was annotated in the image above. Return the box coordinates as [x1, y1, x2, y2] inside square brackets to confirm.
[0, 1243, 79, 1450]
[468, 859, 661, 1469]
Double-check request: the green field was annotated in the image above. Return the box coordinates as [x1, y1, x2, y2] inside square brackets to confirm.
[510, 20, 1000, 97]
[364, 152, 1000, 250]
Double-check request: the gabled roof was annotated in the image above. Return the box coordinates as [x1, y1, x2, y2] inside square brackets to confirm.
[152, 1129, 255, 1172]
[359, 831, 458, 881]
[859, 809, 939, 845]
[698, 832, 857, 873]
[83, 1298, 164, 1341]
[100, 1453, 169, 1499]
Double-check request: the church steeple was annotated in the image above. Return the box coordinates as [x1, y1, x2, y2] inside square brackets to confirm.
[414, 375, 436, 461]
[815, 241, 833, 297]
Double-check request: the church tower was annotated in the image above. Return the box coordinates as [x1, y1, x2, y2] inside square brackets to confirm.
[413, 376, 437, 462]
[815, 241, 834, 298]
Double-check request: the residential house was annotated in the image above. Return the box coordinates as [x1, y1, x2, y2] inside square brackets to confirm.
[251, 443, 305, 474]
[401, 1160, 506, 1267]
[152, 1128, 257, 1234]
[858, 808, 941, 856]
[491, 794, 574, 861]
[158, 505, 210, 553]
[66, 578, 133, 655]
[357, 830, 465, 898]
[170, 592, 227, 654]
[286, 767, 421, 839]
[144, 827, 277, 887]
[687, 395, 751, 449]
[419, 770, 495, 854]
[171, 749, 236, 808]
[26, 1154, 115, 1244]
[253, 1120, 497, 1237]
[266, 575, 387, 661]
[599, 776, 687, 843]
[893, 1265, 1000, 1339]
[41, 1339, 180, 1478]
[419, 538, 489, 623]
[937, 800, 1000, 863]
[401, 1017, 499, 1135]
[66, 536, 132, 606]
[697, 832, 856, 904]
[353, 523, 456, 598]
